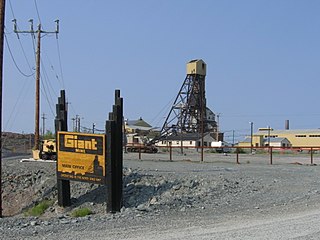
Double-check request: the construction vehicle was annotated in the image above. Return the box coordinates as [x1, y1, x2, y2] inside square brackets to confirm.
[32, 139, 57, 160]
[125, 133, 158, 153]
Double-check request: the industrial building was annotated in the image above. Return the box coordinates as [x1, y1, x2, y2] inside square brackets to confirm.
[156, 133, 215, 148]
[239, 128, 320, 148]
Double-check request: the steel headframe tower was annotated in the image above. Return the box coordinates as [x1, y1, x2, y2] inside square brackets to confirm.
[159, 59, 218, 139]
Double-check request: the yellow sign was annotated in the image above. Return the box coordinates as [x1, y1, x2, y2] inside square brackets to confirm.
[57, 131, 106, 184]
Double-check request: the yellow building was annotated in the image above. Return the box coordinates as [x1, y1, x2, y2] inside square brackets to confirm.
[238, 135, 264, 147]
[239, 129, 320, 148]
[186, 59, 206, 76]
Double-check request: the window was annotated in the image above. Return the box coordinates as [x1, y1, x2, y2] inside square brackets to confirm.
[295, 135, 306, 138]
[309, 135, 320, 138]
[176, 141, 179, 144]
[190, 141, 193, 144]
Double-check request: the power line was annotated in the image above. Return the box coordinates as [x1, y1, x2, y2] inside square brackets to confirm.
[13, 19, 59, 150]
[8, 1, 35, 72]
[150, 95, 176, 127]
[33, 0, 42, 24]
[28, 23, 59, 118]
[43, 50, 64, 89]
[56, 37, 65, 89]
[17, 33, 34, 72]
[40, 60, 57, 117]
[4, 33, 34, 77]
[8, 0, 15, 19]
[4, 78, 33, 131]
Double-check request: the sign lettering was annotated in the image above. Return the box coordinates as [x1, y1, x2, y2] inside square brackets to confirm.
[57, 131, 106, 184]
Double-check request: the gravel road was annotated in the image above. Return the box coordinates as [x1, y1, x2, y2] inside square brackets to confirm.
[1, 152, 320, 239]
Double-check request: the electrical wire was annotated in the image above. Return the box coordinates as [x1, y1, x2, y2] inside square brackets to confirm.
[4, 33, 35, 77]
[30, 33, 56, 118]
[4, 77, 34, 131]
[17, 35, 34, 73]
[8, 0, 16, 20]
[150, 95, 176, 127]
[34, 0, 42, 24]
[6, 0, 68, 133]
[56, 38, 65, 89]
[43, 51, 64, 90]
[8, 0, 35, 73]
[40, 60, 57, 117]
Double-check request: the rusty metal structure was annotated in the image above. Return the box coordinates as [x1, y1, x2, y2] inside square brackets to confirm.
[156, 59, 218, 141]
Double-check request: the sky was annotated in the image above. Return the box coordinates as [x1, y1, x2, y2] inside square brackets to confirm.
[3, 0, 320, 143]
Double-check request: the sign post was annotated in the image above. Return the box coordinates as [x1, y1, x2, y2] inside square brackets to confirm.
[55, 90, 123, 213]
[55, 90, 71, 207]
[106, 90, 123, 213]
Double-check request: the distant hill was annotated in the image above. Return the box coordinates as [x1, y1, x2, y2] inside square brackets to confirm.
[2, 132, 34, 157]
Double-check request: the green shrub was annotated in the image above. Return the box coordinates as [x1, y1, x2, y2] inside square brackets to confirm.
[25, 200, 53, 216]
[71, 207, 92, 217]
[43, 130, 55, 140]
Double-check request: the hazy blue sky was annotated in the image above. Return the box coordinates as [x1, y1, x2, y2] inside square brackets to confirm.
[3, 0, 320, 142]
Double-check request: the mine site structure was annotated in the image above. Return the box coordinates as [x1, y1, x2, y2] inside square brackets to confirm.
[126, 59, 220, 155]
[154, 59, 218, 142]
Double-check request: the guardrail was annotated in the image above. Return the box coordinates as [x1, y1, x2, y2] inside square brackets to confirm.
[125, 144, 320, 165]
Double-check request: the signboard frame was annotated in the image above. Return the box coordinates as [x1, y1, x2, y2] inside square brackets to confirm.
[57, 131, 106, 185]
[55, 89, 123, 213]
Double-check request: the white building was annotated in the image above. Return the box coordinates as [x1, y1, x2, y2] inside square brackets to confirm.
[264, 137, 291, 148]
[156, 133, 215, 148]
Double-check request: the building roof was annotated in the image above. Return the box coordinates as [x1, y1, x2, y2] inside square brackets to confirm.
[188, 59, 201, 63]
[241, 137, 290, 143]
[163, 132, 211, 141]
[257, 129, 320, 135]
[241, 137, 251, 143]
[264, 137, 289, 143]
[126, 118, 152, 128]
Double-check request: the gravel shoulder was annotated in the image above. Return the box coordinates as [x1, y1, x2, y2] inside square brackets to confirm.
[1, 152, 320, 239]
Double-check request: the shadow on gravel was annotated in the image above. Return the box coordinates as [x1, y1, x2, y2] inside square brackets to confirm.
[70, 184, 107, 208]
[122, 171, 174, 208]
[69, 171, 174, 209]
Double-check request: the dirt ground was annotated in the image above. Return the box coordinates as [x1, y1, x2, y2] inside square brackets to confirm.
[1, 152, 320, 239]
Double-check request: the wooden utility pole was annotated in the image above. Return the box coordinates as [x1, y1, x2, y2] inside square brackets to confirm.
[13, 19, 59, 150]
[35, 25, 41, 148]
[0, 0, 5, 218]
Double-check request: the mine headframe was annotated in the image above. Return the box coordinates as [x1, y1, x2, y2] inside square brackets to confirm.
[153, 59, 218, 143]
